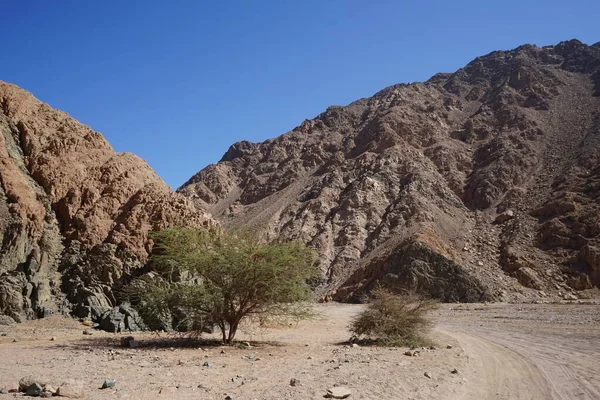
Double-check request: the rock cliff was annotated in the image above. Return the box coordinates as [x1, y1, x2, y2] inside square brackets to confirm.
[0, 82, 213, 322]
[180, 40, 600, 302]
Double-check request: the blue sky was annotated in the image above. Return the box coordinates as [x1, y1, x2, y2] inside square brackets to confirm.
[0, 1, 598, 189]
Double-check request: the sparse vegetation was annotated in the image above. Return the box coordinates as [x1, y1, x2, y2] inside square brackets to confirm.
[349, 287, 437, 347]
[125, 227, 319, 343]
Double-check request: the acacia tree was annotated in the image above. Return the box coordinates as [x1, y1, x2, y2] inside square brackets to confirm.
[128, 227, 318, 343]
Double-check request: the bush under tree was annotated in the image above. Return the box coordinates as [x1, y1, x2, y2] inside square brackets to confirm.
[349, 287, 437, 347]
[124, 227, 318, 343]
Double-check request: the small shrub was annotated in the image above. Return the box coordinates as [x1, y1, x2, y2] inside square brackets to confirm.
[349, 287, 437, 347]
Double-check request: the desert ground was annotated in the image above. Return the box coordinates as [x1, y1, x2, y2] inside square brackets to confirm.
[1, 302, 599, 400]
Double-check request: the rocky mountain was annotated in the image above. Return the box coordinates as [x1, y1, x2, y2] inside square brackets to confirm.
[180, 39, 600, 303]
[0, 81, 214, 323]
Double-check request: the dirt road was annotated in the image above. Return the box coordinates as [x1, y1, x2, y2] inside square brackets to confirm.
[436, 303, 600, 400]
[0, 303, 598, 399]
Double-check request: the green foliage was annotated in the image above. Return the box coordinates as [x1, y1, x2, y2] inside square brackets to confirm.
[126, 227, 319, 343]
[349, 287, 437, 347]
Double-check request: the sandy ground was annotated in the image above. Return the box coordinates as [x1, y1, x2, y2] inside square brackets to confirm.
[0, 303, 599, 399]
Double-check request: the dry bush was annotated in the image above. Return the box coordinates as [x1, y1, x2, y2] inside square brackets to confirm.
[350, 287, 437, 347]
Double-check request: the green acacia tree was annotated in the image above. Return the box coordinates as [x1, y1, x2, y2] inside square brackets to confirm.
[128, 227, 318, 343]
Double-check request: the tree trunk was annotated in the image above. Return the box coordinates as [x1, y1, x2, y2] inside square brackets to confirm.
[227, 319, 240, 343]
[220, 322, 227, 343]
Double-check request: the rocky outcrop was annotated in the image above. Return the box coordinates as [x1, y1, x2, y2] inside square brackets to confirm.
[180, 40, 600, 301]
[0, 81, 214, 322]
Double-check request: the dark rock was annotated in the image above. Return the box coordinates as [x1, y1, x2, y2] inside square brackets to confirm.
[101, 379, 116, 389]
[98, 303, 146, 333]
[26, 383, 43, 396]
[341, 241, 492, 303]
[120, 336, 135, 348]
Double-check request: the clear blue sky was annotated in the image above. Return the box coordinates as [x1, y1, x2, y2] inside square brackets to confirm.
[1, 1, 598, 189]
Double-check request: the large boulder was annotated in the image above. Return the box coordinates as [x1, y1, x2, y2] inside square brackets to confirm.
[98, 303, 147, 333]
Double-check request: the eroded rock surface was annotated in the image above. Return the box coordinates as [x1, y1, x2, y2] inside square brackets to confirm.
[0, 81, 214, 321]
[180, 40, 600, 301]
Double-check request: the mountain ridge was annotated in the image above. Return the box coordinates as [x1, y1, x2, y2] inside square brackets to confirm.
[179, 39, 600, 302]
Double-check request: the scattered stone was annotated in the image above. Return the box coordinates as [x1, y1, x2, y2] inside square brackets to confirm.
[428, 346, 436, 350]
[12, 338, 18, 342]
[290, 378, 299, 386]
[495, 210, 515, 223]
[351, 343, 359, 348]
[82, 329, 92, 335]
[225, 395, 234, 400]
[26, 383, 44, 396]
[158, 387, 177, 396]
[81, 320, 93, 327]
[57, 382, 85, 398]
[0, 332, 6, 336]
[424, 372, 432, 379]
[246, 353, 255, 360]
[41, 392, 53, 398]
[563, 293, 578, 301]
[451, 368, 459, 374]
[0, 388, 7, 394]
[43, 385, 56, 394]
[325, 386, 352, 399]
[50, 337, 56, 341]
[120, 336, 135, 347]
[446, 345, 453, 349]
[101, 379, 116, 389]
[197, 384, 210, 392]
[403, 351, 413, 357]
[19, 376, 48, 392]
[203, 361, 213, 367]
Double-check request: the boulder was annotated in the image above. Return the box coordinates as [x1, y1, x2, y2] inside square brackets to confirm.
[98, 303, 146, 333]
[18, 376, 49, 392]
[56, 380, 85, 398]
[0, 315, 16, 325]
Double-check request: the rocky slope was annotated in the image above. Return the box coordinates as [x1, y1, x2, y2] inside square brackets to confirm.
[180, 39, 600, 302]
[0, 82, 214, 322]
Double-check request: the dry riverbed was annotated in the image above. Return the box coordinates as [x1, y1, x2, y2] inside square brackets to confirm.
[0, 303, 599, 399]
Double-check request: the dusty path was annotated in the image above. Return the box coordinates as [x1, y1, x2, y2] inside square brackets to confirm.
[436, 303, 600, 400]
[0, 303, 598, 399]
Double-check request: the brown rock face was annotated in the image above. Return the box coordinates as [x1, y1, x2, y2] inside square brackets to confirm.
[0, 81, 213, 321]
[180, 39, 600, 301]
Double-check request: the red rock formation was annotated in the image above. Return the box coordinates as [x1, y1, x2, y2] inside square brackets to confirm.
[0, 82, 214, 321]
